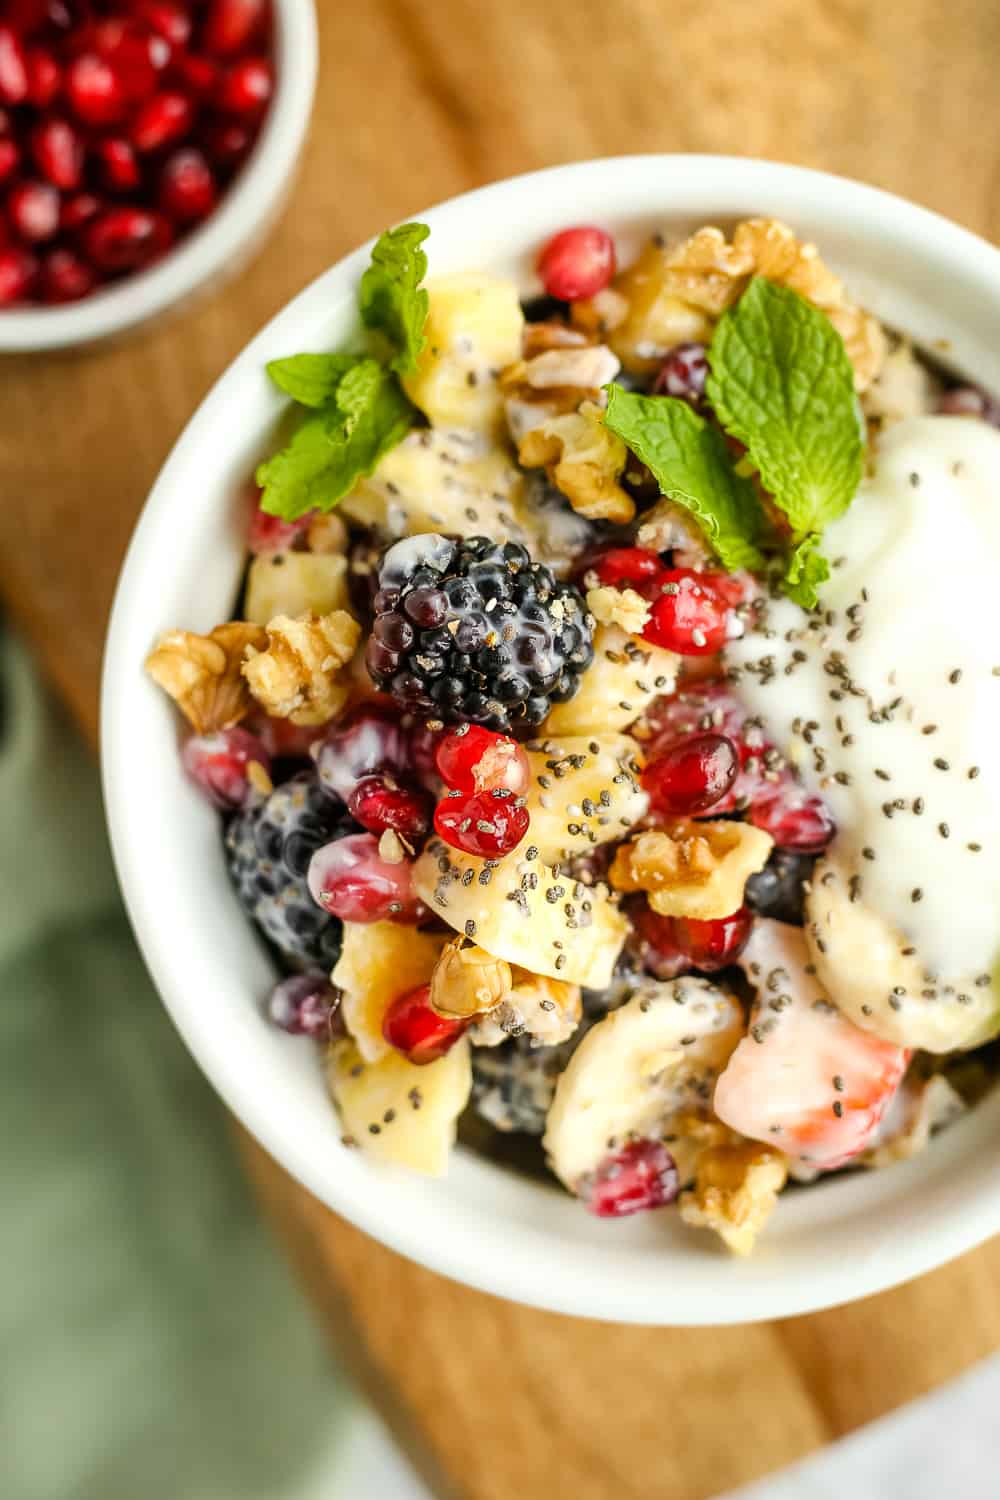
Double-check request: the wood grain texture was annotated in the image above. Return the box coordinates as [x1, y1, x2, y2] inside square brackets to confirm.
[3, 2, 1000, 1496]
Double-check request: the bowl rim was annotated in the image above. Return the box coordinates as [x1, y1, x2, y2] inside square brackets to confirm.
[101, 155, 1000, 1323]
[0, 0, 318, 353]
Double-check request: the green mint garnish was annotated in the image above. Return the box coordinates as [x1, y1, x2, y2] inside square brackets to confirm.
[359, 222, 430, 376]
[603, 385, 766, 572]
[707, 276, 864, 606]
[257, 358, 414, 520]
[265, 352, 362, 408]
[782, 533, 831, 608]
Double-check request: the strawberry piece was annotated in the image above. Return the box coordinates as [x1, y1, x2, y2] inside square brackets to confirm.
[382, 983, 468, 1065]
[715, 920, 909, 1170]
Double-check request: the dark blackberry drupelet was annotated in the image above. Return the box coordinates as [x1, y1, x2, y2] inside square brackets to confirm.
[744, 849, 815, 926]
[366, 534, 595, 734]
[226, 771, 358, 969]
[471, 1035, 580, 1135]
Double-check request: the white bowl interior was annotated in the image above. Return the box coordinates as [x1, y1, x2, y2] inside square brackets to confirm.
[0, 0, 317, 352]
[102, 157, 1000, 1323]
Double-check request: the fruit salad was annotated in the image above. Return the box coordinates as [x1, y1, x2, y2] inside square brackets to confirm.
[147, 215, 1000, 1255]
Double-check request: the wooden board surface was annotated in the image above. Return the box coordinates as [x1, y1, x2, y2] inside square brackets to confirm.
[3, 2, 1000, 1496]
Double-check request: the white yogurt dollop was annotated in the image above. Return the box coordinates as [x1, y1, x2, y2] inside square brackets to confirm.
[726, 415, 1000, 1047]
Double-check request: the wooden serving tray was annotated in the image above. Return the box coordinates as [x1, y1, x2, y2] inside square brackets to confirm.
[3, 4, 1000, 1494]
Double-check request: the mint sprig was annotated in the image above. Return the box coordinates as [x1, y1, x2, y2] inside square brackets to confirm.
[265, 352, 361, 408]
[707, 277, 864, 604]
[604, 386, 766, 571]
[359, 222, 430, 376]
[258, 358, 414, 520]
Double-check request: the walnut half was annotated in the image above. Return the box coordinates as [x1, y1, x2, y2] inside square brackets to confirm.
[242, 609, 360, 725]
[679, 1142, 788, 1256]
[517, 402, 634, 524]
[145, 621, 267, 734]
[609, 821, 773, 920]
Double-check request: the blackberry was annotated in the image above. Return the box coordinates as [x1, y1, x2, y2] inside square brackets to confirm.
[471, 1034, 581, 1135]
[745, 848, 815, 926]
[366, 534, 595, 734]
[226, 771, 357, 969]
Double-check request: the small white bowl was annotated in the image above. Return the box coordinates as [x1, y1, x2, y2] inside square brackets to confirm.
[0, 0, 317, 353]
[102, 157, 1000, 1324]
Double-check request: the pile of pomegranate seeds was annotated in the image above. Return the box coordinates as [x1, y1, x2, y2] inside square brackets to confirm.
[0, 0, 273, 306]
[584, 1139, 679, 1218]
[382, 983, 468, 1065]
[432, 724, 531, 857]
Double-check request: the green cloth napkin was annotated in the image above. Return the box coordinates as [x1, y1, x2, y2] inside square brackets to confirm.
[0, 632, 350, 1500]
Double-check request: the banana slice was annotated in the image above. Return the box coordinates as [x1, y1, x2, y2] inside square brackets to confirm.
[327, 1037, 471, 1176]
[543, 976, 744, 1192]
[332, 921, 447, 1062]
[545, 624, 679, 736]
[401, 271, 524, 436]
[412, 839, 627, 989]
[806, 855, 1000, 1052]
[521, 732, 648, 862]
[243, 552, 350, 626]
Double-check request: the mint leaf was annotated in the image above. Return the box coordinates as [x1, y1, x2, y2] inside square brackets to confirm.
[706, 277, 863, 547]
[782, 534, 831, 609]
[603, 385, 766, 571]
[258, 358, 413, 519]
[359, 222, 430, 376]
[266, 352, 361, 408]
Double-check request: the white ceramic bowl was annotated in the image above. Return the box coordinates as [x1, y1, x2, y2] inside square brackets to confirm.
[0, 0, 317, 353]
[101, 156, 1000, 1324]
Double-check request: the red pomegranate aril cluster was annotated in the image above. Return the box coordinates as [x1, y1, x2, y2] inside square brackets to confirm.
[382, 984, 469, 1065]
[0, 1, 273, 306]
[633, 900, 753, 978]
[434, 789, 530, 859]
[584, 1139, 679, 1218]
[537, 224, 616, 302]
[642, 731, 738, 816]
[588, 545, 664, 597]
[644, 568, 731, 656]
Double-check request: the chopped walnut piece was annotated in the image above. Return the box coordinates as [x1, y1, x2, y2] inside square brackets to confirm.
[518, 402, 634, 523]
[578, 218, 886, 391]
[636, 498, 712, 565]
[471, 967, 582, 1047]
[585, 584, 651, 636]
[429, 938, 512, 1020]
[679, 1142, 788, 1255]
[145, 621, 267, 734]
[522, 320, 591, 359]
[608, 821, 773, 920]
[500, 345, 620, 444]
[664, 1109, 745, 1189]
[243, 609, 361, 725]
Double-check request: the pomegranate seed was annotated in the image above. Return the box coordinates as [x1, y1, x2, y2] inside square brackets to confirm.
[83, 206, 172, 270]
[159, 146, 216, 220]
[0, 244, 37, 302]
[203, 0, 266, 56]
[217, 54, 271, 114]
[348, 772, 431, 840]
[59, 189, 101, 231]
[39, 245, 94, 301]
[589, 546, 664, 595]
[628, 898, 692, 981]
[312, 704, 411, 800]
[96, 25, 165, 101]
[96, 135, 140, 192]
[180, 727, 271, 809]
[673, 908, 754, 972]
[643, 568, 730, 655]
[2, 0, 49, 36]
[0, 26, 29, 104]
[749, 782, 836, 854]
[25, 46, 61, 108]
[7, 179, 59, 241]
[0, 137, 19, 182]
[247, 711, 326, 761]
[642, 732, 739, 815]
[169, 50, 218, 98]
[382, 984, 468, 1065]
[537, 225, 616, 302]
[32, 116, 83, 189]
[434, 789, 530, 858]
[645, 681, 754, 761]
[134, 1, 192, 48]
[248, 499, 311, 553]
[939, 385, 1000, 427]
[584, 1139, 679, 1217]
[268, 973, 343, 1040]
[65, 52, 125, 124]
[435, 725, 530, 796]
[308, 832, 425, 924]
[130, 89, 193, 151]
[203, 117, 251, 167]
[653, 342, 709, 407]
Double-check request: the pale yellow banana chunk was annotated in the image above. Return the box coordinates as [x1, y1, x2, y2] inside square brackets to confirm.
[402, 271, 524, 436]
[521, 732, 648, 862]
[243, 552, 350, 626]
[327, 1037, 471, 1176]
[332, 921, 447, 1062]
[545, 625, 678, 736]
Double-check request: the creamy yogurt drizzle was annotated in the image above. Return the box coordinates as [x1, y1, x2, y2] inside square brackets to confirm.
[725, 415, 1000, 990]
